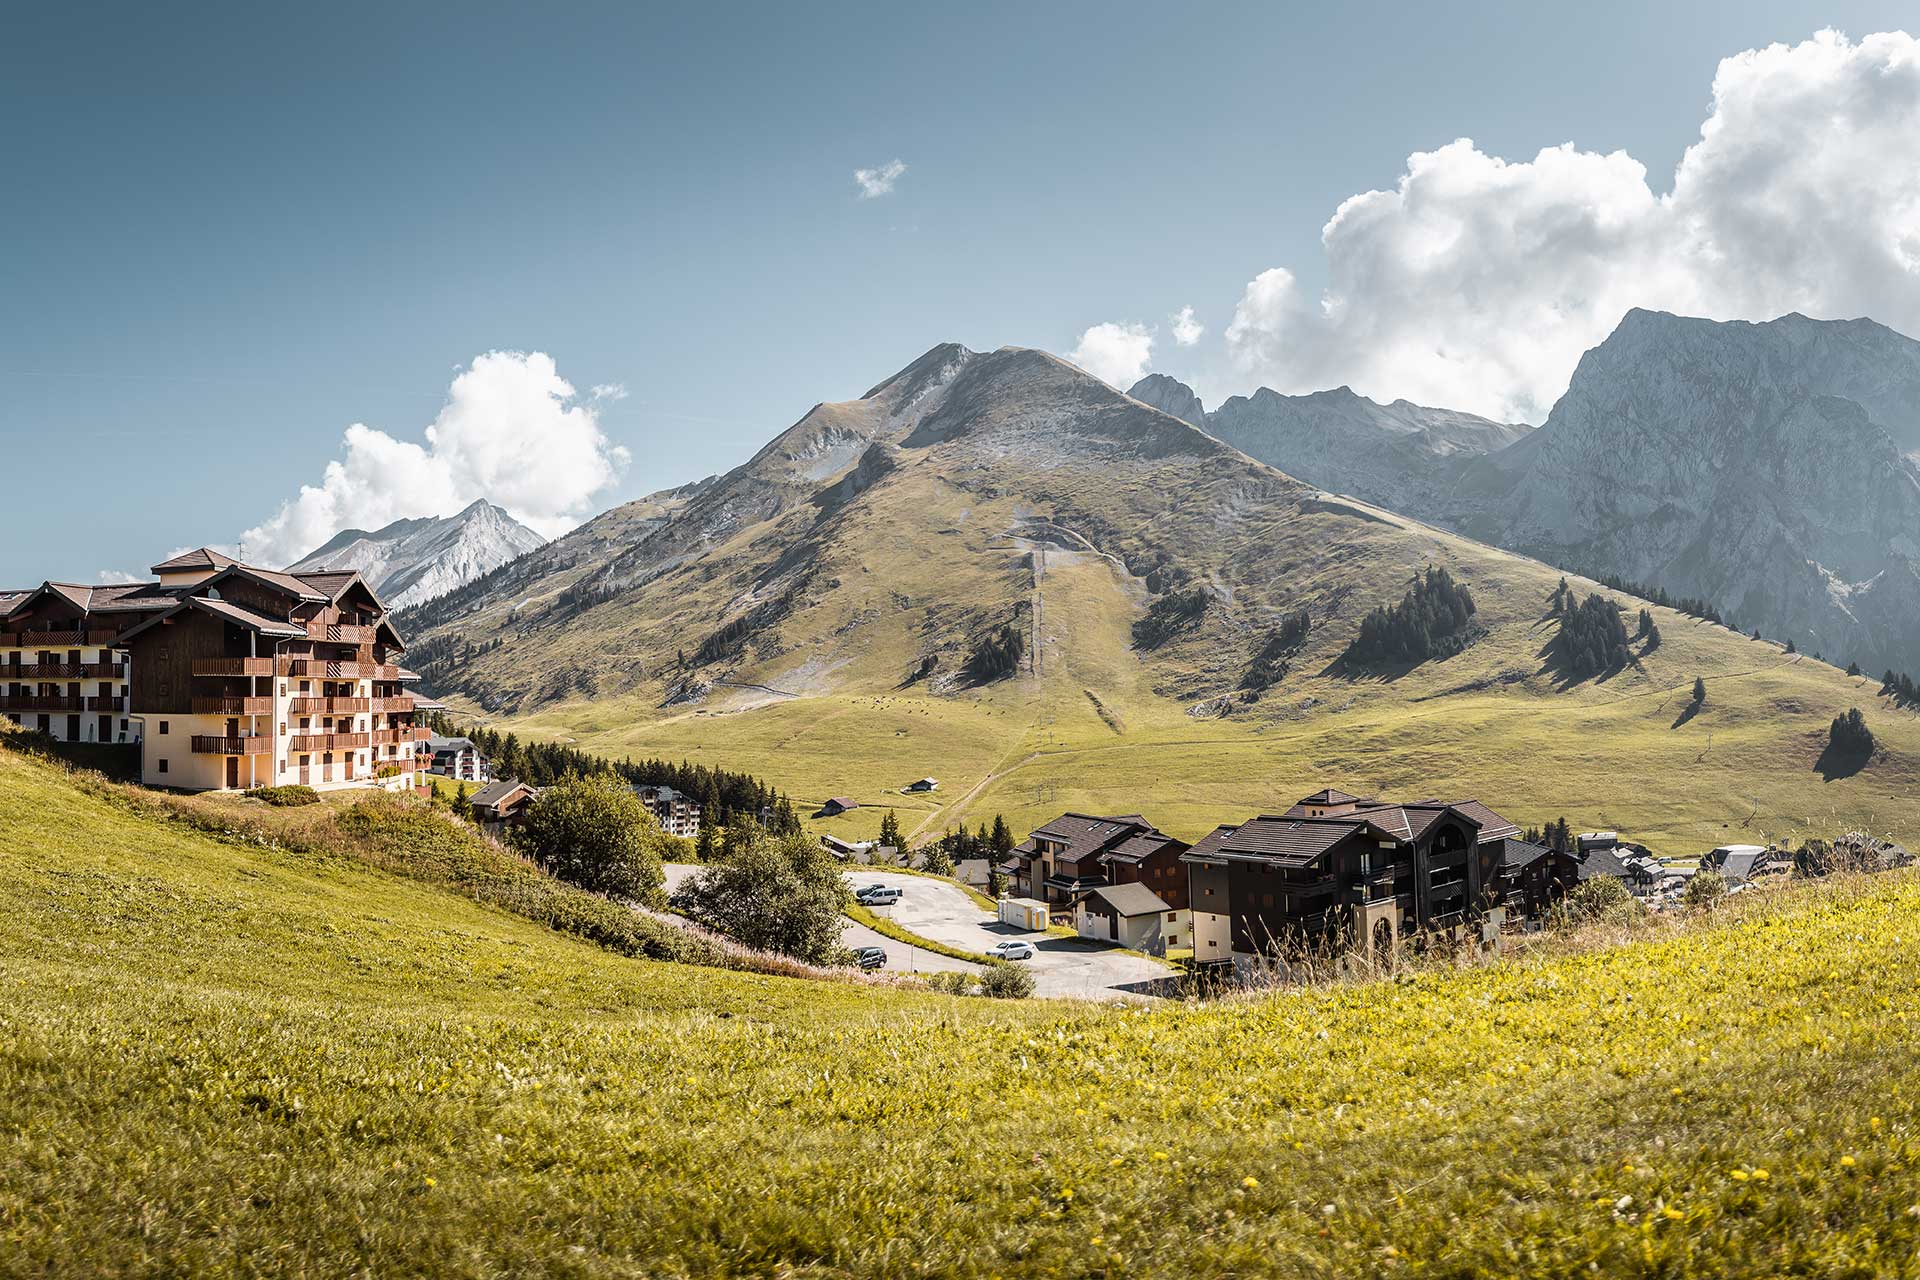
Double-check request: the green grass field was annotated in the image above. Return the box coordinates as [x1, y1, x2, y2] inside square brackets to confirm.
[4, 742, 1919, 1276]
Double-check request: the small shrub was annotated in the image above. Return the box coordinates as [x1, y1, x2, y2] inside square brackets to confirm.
[245, 785, 320, 807]
[924, 971, 974, 995]
[978, 961, 1035, 999]
[1555, 876, 1646, 928]
[671, 829, 852, 964]
[1682, 869, 1728, 911]
[513, 774, 666, 904]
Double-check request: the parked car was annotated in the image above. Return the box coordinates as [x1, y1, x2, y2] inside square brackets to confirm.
[851, 945, 886, 971]
[987, 940, 1036, 961]
[856, 885, 904, 906]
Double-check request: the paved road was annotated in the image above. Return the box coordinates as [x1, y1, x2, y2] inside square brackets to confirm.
[661, 864, 974, 978]
[664, 864, 1174, 999]
[840, 870, 1174, 1001]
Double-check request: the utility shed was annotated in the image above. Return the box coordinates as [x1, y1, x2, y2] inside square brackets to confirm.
[997, 897, 1049, 932]
[1076, 882, 1175, 953]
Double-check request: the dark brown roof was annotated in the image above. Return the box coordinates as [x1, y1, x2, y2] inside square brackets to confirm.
[1296, 787, 1363, 806]
[471, 779, 533, 810]
[1025, 813, 1158, 864]
[198, 564, 327, 602]
[1182, 816, 1364, 868]
[1498, 837, 1555, 870]
[150, 547, 238, 573]
[1431, 799, 1521, 843]
[0, 590, 28, 615]
[1099, 831, 1187, 865]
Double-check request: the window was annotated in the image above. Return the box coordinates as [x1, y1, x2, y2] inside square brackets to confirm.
[157, 759, 168, 774]
[158, 720, 168, 735]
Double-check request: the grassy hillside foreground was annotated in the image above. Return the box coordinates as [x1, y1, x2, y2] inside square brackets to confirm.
[3, 746, 1918, 1277]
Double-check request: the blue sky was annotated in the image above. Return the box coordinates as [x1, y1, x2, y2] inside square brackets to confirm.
[3, 1, 1916, 585]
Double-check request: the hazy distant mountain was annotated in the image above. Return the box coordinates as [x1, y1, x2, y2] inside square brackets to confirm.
[1447, 309, 1920, 670]
[1127, 375, 1531, 517]
[290, 500, 546, 609]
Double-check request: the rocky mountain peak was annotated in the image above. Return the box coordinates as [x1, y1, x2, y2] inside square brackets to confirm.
[1126, 373, 1208, 429]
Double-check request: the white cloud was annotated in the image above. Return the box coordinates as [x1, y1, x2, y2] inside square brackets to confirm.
[590, 382, 628, 402]
[1068, 321, 1156, 388]
[239, 351, 629, 568]
[95, 569, 140, 585]
[854, 158, 907, 199]
[1224, 29, 1920, 422]
[1169, 305, 1204, 347]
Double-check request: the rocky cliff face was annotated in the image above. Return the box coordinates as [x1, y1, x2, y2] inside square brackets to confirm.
[290, 499, 547, 609]
[1142, 377, 1530, 512]
[1455, 310, 1920, 670]
[1127, 373, 1207, 429]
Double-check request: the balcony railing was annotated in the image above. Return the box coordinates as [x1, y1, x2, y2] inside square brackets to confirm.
[191, 697, 274, 716]
[0, 695, 88, 712]
[190, 735, 274, 756]
[287, 696, 371, 715]
[278, 659, 400, 681]
[369, 696, 415, 714]
[193, 658, 274, 678]
[0, 628, 119, 647]
[304, 621, 376, 644]
[288, 732, 371, 752]
[1, 662, 126, 679]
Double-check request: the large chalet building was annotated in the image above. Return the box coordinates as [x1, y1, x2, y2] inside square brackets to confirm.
[3, 548, 428, 793]
[1004, 813, 1191, 909]
[1182, 788, 1523, 970]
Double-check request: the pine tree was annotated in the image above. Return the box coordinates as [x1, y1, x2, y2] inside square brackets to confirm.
[1692, 677, 1707, 705]
[878, 809, 903, 849]
[990, 814, 1013, 858]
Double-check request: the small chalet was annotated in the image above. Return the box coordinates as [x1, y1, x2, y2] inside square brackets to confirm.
[903, 777, 938, 793]
[817, 796, 859, 817]
[427, 734, 489, 783]
[1075, 881, 1181, 954]
[1704, 844, 1768, 883]
[1006, 812, 1189, 909]
[471, 779, 535, 834]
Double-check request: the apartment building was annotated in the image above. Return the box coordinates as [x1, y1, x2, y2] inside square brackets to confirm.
[0, 582, 172, 744]
[103, 548, 429, 792]
[634, 783, 702, 838]
[1183, 788, 1518, 972]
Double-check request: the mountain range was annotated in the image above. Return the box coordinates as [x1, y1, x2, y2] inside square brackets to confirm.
[397, 328, 1919, 852]
[1135, 310, 1920, 672]
[289, 499, 546, 610]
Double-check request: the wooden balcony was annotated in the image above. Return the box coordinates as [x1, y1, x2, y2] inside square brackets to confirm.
[191, 697, 274, 716]
[190, 735, 274, 756]
[3, 661, 126, 679]
[369, 696, 415, 714]
[304, 621, 376, 644]
[193, 658, 274, 678]
[0, 695, 89, 712]
[0, 628, 119, 648]
[287, 696, 371, 715]
[288, 731, 371, 752]
[278, 659, 400, 681]
[89, 695, 125, 712]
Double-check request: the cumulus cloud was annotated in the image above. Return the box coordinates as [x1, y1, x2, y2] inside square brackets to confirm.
[1068, 321, 1156, 388]
[1169, 305, 1204, 346]
[590, 382, 628, 402]
[95, 569, 141, 585]
[239, 351, 629, 568]
[1224, 29, 1920, 421]
[854, 158, 907, 199]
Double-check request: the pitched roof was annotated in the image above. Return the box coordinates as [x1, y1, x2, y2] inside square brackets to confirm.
[1022, 813, 1157, 864]
[116, 595, 306, 642]
[198, 563, 327, 602]
[1577, 846, 1635, 881]
[150, 547, 238, 574]
[1296, 787, 1362, 806]
[291, 570, 361, 599]
[0, 590, 28, 615]
[1100, 831, 1186, 864]
[1083, 881, 1171, 917]
[1182, 816, 1362, 868]
[1431, 799, 1521, 843]
[471, 779, 532, 809]
[1498, 837, 1555, 870]
[1717, 849, 1765, 881]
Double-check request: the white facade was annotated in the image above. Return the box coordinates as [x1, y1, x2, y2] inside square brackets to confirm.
[0, 629, 136, 745]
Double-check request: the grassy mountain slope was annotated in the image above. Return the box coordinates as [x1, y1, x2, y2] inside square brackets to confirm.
[406, 345, 1920, 853]
[5, 744, 1920, 1276]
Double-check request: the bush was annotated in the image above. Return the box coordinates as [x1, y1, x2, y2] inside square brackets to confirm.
[671, 829, 851, 964]
[921, 844, 956, 877]
[513, 774, 666, 904]
[1555, 876, 1646, 928]
[1132, 587, 1211, 649]
[245, 784, 320, 807]
[924, 971, 974, 995]
[978, 961, 1035, 999]
[1682, 870, 1728, 910]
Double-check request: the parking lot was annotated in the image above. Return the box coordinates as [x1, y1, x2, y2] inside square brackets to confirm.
[662, 864, 1175, 999]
